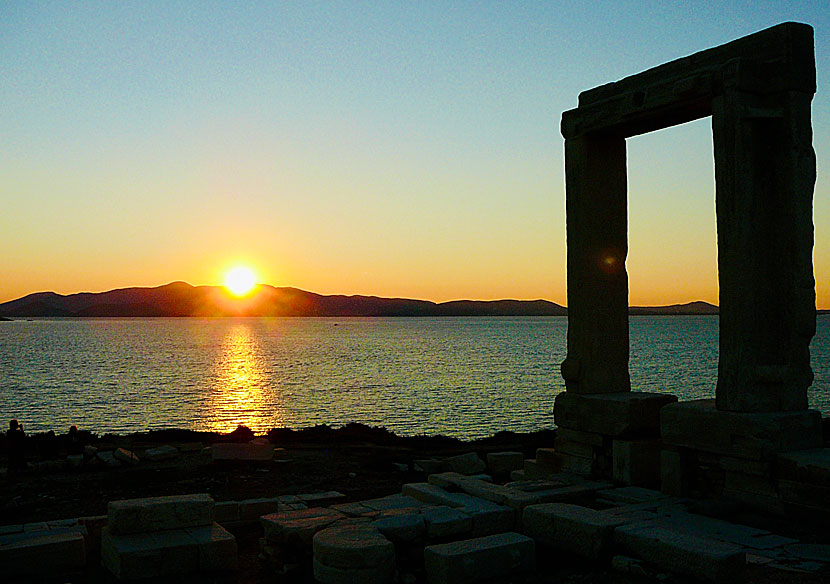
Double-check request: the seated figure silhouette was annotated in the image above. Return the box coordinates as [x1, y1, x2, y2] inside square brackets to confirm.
[7, 419, 27, 471]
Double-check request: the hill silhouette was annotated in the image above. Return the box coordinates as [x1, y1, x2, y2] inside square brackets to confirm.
[0, 282, 725, 318]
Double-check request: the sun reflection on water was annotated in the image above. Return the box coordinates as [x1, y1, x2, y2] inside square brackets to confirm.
[206, 322, 278, 433]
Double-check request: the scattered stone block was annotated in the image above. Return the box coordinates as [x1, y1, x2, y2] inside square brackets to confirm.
[360, 494, 425, 511]
[84, 444, 98, 457]
[108, 493, 214, 535]
[313, 524, 395, 583]
[523, 503, 624, 559]
[777, 448, 830, 485]
[371, 513, 425, 543]
[414, 458, 444, 474]
[402, 483, 469, 508]
[261, 507, 346, 546]
[238, 497, 281, 520]
[186, 523, 238, 571]
[330, 501, 377, 517]
[145, 445, 179, 461]
[597, 486, 670, 505]
[784, 543, 830, 562]
[424, 532, 535, 584]
[214, 501, 240, 524]
[510, 469, 526, 481]
[114, 447, 140, 465]
[660, 448, 689, 496]
[211, 440, 276, 462]
[101, 526, 198, 579]
[67, 454, 84, 468]
[555, 437, 595, 459]
[96, 450, 122, 468]
[456, 495, 515, 536]
[420, 505, 473, 539]
[615, 523, 745, 582]
[443, 452, 486, 475]
[523, 458, 539, 479]
[0, 531, 86, 578]
[428, 471, 468, 489]
[486, 451, 524, 475]
[298, 491, 347, 506]
[557, 427, 606, 447]
[612, 440, 661, 486]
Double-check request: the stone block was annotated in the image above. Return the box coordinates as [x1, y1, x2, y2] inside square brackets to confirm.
[298, 491, 347, 505]
[0, 531, 86, 578]
[96, 450, 122, 468]
[371, 513, 425, 543]
[114, 447, 140, 465]
[360, 494, 425, 511]
[596, 486, 671, 505]
[660, 399, 822, 460]
[523, 458, 539, 479]
[186, 522, 238, 571]
[312, 556, 395, 584]
[330, 501, 377, 517]
[442, 452, 486, 475]
[510, 469, 526, 481]
[101, 526, 199, 580]
[424, 532, 535, 584]
[660, 448, 689, 496]
[615, 523, 745, 582]
[261, 507, 346, 546]
[778, 479, 830, 510]
[402, 483, 469, 508]
[555, 391, 677, 437]
[238, 497, 281, 520]
[67, 453, 84, 468]
[486, 451, 524, 475]
[313, 524, 394, 569]
[719, 456, 771, 477]
[214, 500, 240, 524]
[612, 440, 661, 486]
[108, 493, 214, 535]
[428, 472, 469, 489]
[420, 505, 473, 539]
[414, 458, 444, 474]
[145, 445, 179, 461]
[555, 437, 595, 459]
[557, 427, 607, 447]
[211, 440, 276, 461]
[456, 496, 515, 536]
[776, 448, 830, 485]
[523, 503, 623, 559]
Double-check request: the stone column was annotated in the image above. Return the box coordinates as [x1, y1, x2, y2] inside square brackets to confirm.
[561, 134, 631, 394]
[712, 82, 816, 412]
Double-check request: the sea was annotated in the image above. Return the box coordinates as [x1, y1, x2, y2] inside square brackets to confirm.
[1, 316, 828, 439]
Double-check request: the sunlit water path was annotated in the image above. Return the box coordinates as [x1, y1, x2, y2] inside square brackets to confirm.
[1, 316, 828, 439]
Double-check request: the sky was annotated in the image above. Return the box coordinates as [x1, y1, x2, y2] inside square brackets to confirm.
[2, 1, 829, 307]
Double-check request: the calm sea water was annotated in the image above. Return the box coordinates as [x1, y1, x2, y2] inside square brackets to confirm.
[1, 316, 828, 439]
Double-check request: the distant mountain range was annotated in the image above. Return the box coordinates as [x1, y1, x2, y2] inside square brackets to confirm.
[0, 282, 731, 318]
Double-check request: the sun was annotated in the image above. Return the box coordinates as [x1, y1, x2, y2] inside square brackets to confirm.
[224, 266, 258, 297]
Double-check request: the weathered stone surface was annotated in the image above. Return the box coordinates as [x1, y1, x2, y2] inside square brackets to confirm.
[312, 556, 395, 584]
[330, 501, 377, 517]
[420, 505, 473, 539]
[597, 486, 671, 505]
[101, 526, 199, 579]
[428, 471, 469, 489]
[555, 392, 677, 437]
[443, 452, 486, 475]
[67, 453, 84, 468]
[414, 458, 444, 474]
[615, 523, 745, 582]
[424, 532, 535, 584]
[145, 444, 179, 461]
[214, 500, 240, 524]
[313, 524, 394, 569]
[660, 448, 689, 496]
[238, 497, 281, 520]
[661, 399, 822, 460]
[456, 496, 515, 536]
[554, 437, 595, 459]
[95, 450, 122, 468]
[612, 440, 661, 486]
[486, 451, 524, 475]
[261, 507, 346, 546]
[113, 447, 140, 465]
[557, 427, 607, 447]
[402, 483, 469, 507]
[371, 513, 425, 543]
[523, 503, 624, 559]
[186, 523, 238, 571]
[776, 448, 830, 485]
[298, 491, 347, 505]
[0, 531, 86, 577]
[211, 441, 275, 461]
[360, 494, 425, 511]
[108, 493, 214, 535]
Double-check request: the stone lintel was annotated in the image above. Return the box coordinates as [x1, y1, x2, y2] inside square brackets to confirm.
[554, 392, 677, 438]
[562, 22, 814, 139]
[660, 399, 821, 461]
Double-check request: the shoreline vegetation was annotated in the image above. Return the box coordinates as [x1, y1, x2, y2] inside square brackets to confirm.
[0, 281, 730, 317]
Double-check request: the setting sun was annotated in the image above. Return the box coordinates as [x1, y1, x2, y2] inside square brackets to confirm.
[224, 266, 257, 297]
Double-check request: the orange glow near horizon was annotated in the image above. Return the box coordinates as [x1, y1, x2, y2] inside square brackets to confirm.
[224, 266, 258, 297]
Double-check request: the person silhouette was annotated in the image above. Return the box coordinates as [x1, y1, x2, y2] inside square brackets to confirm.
[7, 419, 27, 471]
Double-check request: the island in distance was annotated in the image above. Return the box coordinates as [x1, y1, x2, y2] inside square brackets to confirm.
[0, 281, 722, 318]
